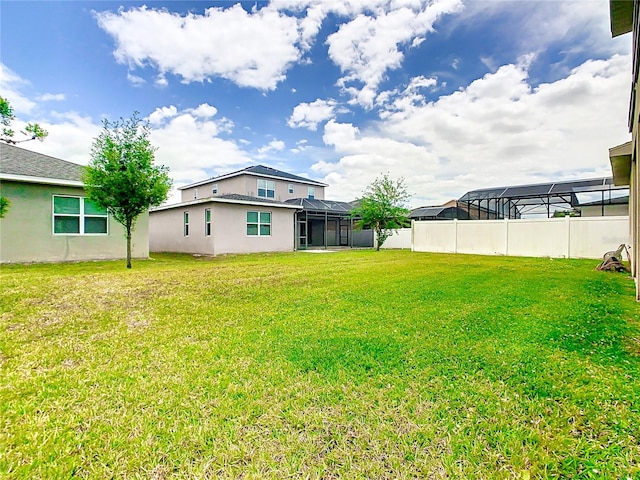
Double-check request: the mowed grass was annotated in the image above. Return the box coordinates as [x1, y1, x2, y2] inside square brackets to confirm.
[1, 250, 639, 479]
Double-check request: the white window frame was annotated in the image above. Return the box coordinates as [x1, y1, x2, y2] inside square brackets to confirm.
[205, 208, 212, 236]
[194, 188, 198, 199]
[184, 211, 190, 236]
[246, 210, 272, 236]
[257, 179, 275, 199]
[52, 195, 108, 236]
[288, 183, 294, 194]
[212, 184, 218, 195]
[307, 187, 315, 200]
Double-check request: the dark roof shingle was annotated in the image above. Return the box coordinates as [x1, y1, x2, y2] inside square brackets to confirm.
[0, 143, 83, 182]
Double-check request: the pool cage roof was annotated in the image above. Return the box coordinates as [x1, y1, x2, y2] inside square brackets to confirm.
[458, 177, 629, 218]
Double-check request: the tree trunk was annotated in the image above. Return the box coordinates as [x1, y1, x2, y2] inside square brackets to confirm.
[126, 221, 132, 269]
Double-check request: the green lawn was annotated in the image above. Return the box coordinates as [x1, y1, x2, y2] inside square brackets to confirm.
[1, 251, 639, 479]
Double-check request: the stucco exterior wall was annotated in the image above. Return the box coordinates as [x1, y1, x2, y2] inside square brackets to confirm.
[0, 181, 149, 263]
[211, 203, 295, 255]
[580, 203, 629, 217]
[630, 85, 639, 299]
[149, 205, 214, 254]
[181, 176, 246, 202]
[149, 201, 295, 255]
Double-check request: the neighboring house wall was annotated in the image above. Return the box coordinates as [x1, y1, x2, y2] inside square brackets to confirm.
[149, 201, 295, 255]
[212, 203, 294, 255]
[580, 203, 629, 217]
[0, 180, 148, 263]
[182, 176, 246, 202]
[181, 175, 325, 203]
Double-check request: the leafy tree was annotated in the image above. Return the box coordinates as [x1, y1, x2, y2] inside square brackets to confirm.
[0, 196, 9, 219]
[351, 174, 411, 251]
[83, 113, 172, 268]
[1, 96, 48, 144]
[1, 96, 49, 219]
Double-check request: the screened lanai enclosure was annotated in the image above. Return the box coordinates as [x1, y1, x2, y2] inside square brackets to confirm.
[285, 198, 374, 249]
[457, 177, 629, 219]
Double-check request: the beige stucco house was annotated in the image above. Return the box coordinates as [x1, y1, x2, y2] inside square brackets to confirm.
[149, 164, 375, 255]
[610, 1, 639, 300]
[0, 143, 149, 263]
[149, 194, 298, 255]
[149, 165, 323, 256]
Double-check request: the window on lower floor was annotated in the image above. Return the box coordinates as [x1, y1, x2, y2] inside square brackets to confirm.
[53, 195, 108, 235]
[257, 179, 275, 199]
[246, 211, 271, 236]
[184, 211, 190, 236]
[205, 208, 211, 236]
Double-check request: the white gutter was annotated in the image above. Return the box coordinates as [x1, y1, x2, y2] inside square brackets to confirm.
[0, 173, 83, 187]
[151, 196, 300, 212]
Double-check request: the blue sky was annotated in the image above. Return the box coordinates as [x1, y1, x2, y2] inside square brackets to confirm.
[0, 0, 632, 206]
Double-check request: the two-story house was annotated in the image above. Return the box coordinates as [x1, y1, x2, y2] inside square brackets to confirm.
[149, 165, 373, 256]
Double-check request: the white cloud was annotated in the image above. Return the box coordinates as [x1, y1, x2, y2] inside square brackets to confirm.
[315, 54, 632, 207]
[127, 72, 146, 86]
[147, 105, 178, 125]
[12, 112, 101, 166]
[148, 107, 253, 201]
[38, 93, 65, 102]
[0, 63, 37, 114]
[288, 98, 339, 130]
[327, 0, 463, 108]
[447, 1, 630, 67]
[257, 139, 286, 157]
[95, 4, 303, 90]
[188, 103, 218, 119]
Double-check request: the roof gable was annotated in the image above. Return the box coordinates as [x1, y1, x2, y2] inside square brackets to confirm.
[0, 143, 83, 183]
[180, 164, 327, 190]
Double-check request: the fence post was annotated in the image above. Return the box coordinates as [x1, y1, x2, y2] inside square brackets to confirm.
[453, 218, 458, 254]
[566, 215, 571, 258]
[505, 217, 510, 257]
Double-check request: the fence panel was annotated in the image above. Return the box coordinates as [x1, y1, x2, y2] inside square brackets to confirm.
[380, 228, 412, 249]
[411, 216, 629, 259]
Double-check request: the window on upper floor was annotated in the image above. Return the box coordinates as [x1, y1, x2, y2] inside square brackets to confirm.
[53, 195, 108, 235]
[257, 179, 275, 199]
[205, 208, 212, 236]
[288, 183, 294, 194]
[212, 184, 218, 195]
[194, 189, 198, 199]
[307, 187, 315, 200]
[246, 211, 271, 236]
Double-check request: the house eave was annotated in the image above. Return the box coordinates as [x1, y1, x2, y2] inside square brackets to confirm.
[609, 141, 632, 186]
[179, 171, 328, 190]
[151, 196, 300, 212]
[610, 0, 633, 37]
[0, 173, 84, 187]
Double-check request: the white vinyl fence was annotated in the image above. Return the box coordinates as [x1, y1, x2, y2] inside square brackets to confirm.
[383, 216, 630, 259]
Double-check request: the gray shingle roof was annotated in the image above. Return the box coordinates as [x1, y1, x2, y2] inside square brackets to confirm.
[0, 143, 83, 182]
[284, 198, 355, 213]
[243, 165, 326, 185]
[180, 164, 327, 190]
[216, 193, 291, 205]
